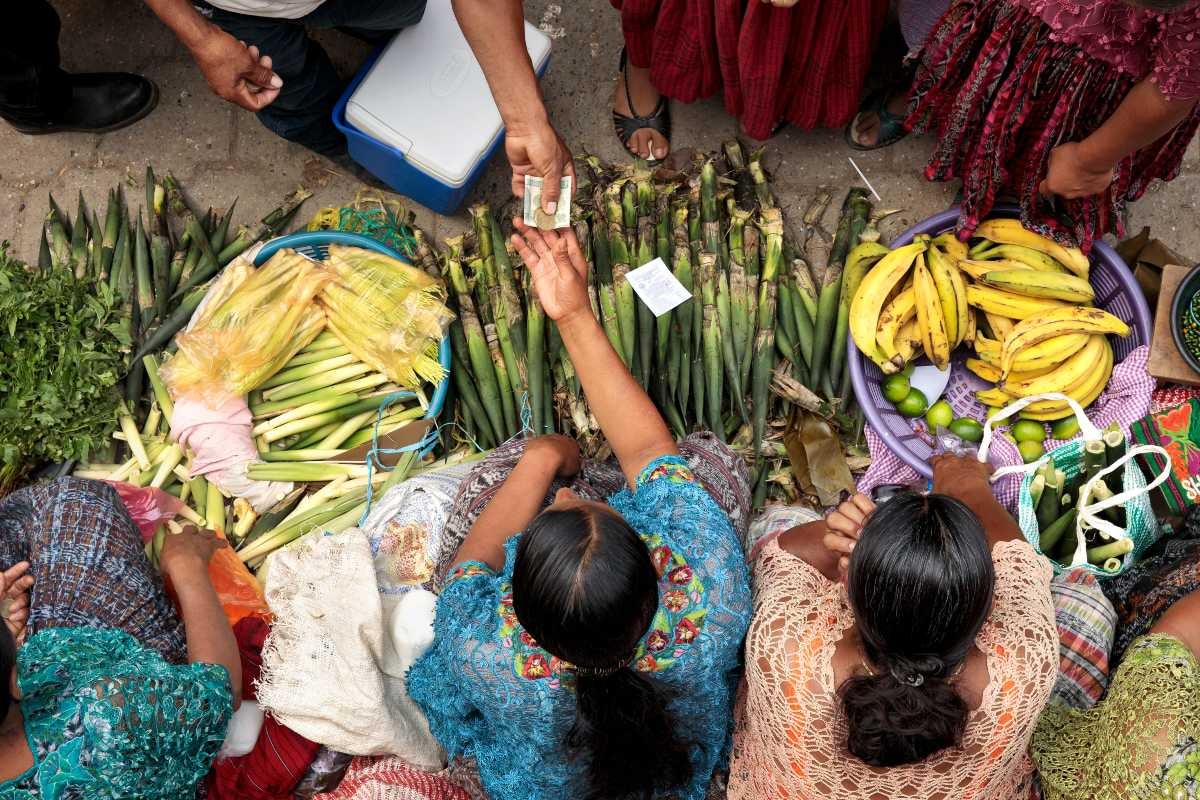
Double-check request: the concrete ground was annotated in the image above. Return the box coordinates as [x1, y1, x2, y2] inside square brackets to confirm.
[3, 0, 1199, 264]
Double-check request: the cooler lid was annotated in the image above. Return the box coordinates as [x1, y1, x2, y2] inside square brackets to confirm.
[345, 0, 552, 187]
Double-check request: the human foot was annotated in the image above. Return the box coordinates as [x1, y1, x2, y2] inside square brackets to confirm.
[612, 51, 670, 161]
[847, 90, 910, 150]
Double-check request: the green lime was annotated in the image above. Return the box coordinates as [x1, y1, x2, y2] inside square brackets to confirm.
[1011, 420, 1046, 443]
[985, 405, 1003, 422]
[896, 388, 929, 418]
[925, 400, 954, 430]
[949, 417, 985, 443]
[882, 374, 911, 404]
[1017, 439, 1045, 464]
[1050, 416, 1081, 440]
[902, 363, 916, 378]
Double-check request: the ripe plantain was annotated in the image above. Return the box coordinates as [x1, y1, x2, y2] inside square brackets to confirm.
[974, 332, 1090, 372]
[957, 258, 1034, 281]
[849, 241, 927, 370]
[1000, 307, 1130, 375]
[966, 284, 1071, 320]
[876, 285, 917, 361]
[932, 232, 969, 262]
[980, 244, 1071, 274]
[973, 218, 1090, 279]
[999, 334, 1108, 397]
[980, 269, 1096, 303]
[927, 244, 970, 347]
[914, 253, 951, 369]
[965, 358, 1057, 385]
[984, 312, 1015, 342]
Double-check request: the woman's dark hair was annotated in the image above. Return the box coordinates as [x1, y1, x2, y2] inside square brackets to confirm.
[0, 624, 16, 720]
[839, 492, 995, 768]
[512, 506, 692, 800]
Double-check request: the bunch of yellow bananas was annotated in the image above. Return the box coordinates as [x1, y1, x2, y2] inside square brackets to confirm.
[849, 218, 1132, 421]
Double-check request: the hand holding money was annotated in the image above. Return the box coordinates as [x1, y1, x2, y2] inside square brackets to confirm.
[524, 176, 573, 230]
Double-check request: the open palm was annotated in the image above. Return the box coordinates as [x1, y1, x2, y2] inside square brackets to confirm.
[510, 220, 592, 323]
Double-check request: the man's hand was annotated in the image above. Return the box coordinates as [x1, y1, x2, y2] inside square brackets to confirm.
[1, 563, 32, 644]
[1039, 142, 1115, 200]
[507, 118, 575, 215]
[510, 220, 592, 324]
[526, 434, 583, 478]
[191, 27, 282, 112]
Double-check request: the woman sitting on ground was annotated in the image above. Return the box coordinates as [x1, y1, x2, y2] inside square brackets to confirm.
[407, 222, 752, 800]
[1033, 547, 1200, 797]
[729, 455, 1058, 799]
[0, 478, 241, 798]
[851, 0, 1200, 251]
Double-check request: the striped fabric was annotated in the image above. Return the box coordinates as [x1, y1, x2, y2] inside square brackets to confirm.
[1049, 569, 1116, 710]
[206, 617, 321, 800]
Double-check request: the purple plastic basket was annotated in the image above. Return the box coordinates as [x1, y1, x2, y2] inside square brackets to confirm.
[847, 205, 1153, 479]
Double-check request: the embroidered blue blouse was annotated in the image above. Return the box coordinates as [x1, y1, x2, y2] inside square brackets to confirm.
[407, 456, 752, 800]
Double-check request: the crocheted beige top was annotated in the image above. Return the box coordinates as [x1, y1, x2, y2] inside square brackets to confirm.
[728, 538, 1058, 800]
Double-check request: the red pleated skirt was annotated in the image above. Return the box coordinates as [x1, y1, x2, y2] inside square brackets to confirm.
[612, 0, 890, 138]
[907, 0, 1200, 251]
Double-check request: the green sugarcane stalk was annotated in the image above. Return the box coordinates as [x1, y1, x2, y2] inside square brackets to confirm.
[611, 251, 637, 369]
[715, 269, 746, 421]
[37, 228, 51, 272]
[527, 286, 547, 435]
[88, 211, 103, 280]
[71, 192, 88, 278]
[703, 303, 725, 440]
[672, 244, 694, 405]
[491, 283, 528, 420]
[47, 209, 70, 271]
[490, 212, 526, 356]
[810, 189, 867, 392]
[828, 194, 872, 390]
[486, 322, 518, 437]
[100, 189, 121, 277]
[1039, 509, 1076, 555]
[452, 353, 495, 448]
[48, 193, 71, 241]
[751, 320, 776, 463]
[748, 150, 775, 210]
[150, 232, 170, 322]
[636, 217, 656, 387]
[211, 200, 236, 255]
[132, 284, 206, 362]
[450, 261, 506, 442]
[133, 213, 155, 329]
[1087, 537, 1133, 564]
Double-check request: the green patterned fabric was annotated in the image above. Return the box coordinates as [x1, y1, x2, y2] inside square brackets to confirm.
[0, 626, 233, 800]
[1033, 634, 1200, 800]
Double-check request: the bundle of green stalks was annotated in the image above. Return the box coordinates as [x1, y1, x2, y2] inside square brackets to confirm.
[444, 143, 874, 507]
[39, 169, 311, 468]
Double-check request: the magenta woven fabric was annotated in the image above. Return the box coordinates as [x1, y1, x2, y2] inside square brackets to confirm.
[858, 345, 1155, 511]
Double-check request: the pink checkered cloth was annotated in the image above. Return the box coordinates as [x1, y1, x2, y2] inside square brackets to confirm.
[858, 346, 1155, 512]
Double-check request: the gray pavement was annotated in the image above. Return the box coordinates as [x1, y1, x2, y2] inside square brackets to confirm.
[3, 0, 1199, 264]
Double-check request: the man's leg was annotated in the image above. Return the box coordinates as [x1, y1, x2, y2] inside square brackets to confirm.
[302, 0, 428, 42]
[198, 3, 345, 155]
[0, 0, 69, 127]
[1, 0, 158, 134]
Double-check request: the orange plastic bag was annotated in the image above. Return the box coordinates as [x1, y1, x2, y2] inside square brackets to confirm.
[166, 529, 271, 626]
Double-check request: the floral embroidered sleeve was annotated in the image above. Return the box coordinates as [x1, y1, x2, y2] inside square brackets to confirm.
[1153, 5, 1200, 101]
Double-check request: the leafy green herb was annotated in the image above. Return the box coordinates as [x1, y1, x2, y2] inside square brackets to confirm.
[0, 244, 129, 494]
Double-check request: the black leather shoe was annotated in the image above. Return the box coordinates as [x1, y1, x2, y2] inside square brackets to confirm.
[9, 73, 158, 135]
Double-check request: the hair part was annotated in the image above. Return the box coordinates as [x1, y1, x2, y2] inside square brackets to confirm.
[513, 506, 692, 799]
[839, 492, 995, 767]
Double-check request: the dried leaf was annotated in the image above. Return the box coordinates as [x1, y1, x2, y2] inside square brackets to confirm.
[782, 411, 815, 500]
[799, 413, 856, 507]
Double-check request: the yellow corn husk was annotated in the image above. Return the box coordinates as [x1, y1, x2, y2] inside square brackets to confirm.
[161, 249, 332, 406]
[317, 246, 453, 389]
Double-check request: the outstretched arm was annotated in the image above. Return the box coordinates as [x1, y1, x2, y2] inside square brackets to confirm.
[1042, 77, 1197, 199]
[453, 0, 573, 214]
[451, 436, 580, 570]
[932, 454, 1022, 548]
[511, 222, 677, 487]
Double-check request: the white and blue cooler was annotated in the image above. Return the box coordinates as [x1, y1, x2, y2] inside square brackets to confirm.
[333, 0, 553, 214]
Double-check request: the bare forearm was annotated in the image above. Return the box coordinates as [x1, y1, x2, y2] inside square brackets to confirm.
[933, 476, 1022, 547]
[142, 0, 214, 51]
[557, 312, 676, 486]
[778, 521, 841, 581]
[1079, 78, 1197, 169]
[1151, 588, 1200, 661]
[169, 564, 242, 705]
[453, 0, 545, 133]
[453, 451, 559, 570]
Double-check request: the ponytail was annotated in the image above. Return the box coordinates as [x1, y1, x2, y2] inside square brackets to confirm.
[841, 492, 995, 767]
[570, 668, 692, 799]
[514, 505, 694, 799]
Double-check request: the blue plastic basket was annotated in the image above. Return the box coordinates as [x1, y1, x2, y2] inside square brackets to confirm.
[254, 230, 451, 458]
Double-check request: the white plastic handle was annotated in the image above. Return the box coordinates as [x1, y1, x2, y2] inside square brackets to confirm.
[977, 393, 1102, 482]
[1061, 444, 1172, 568]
